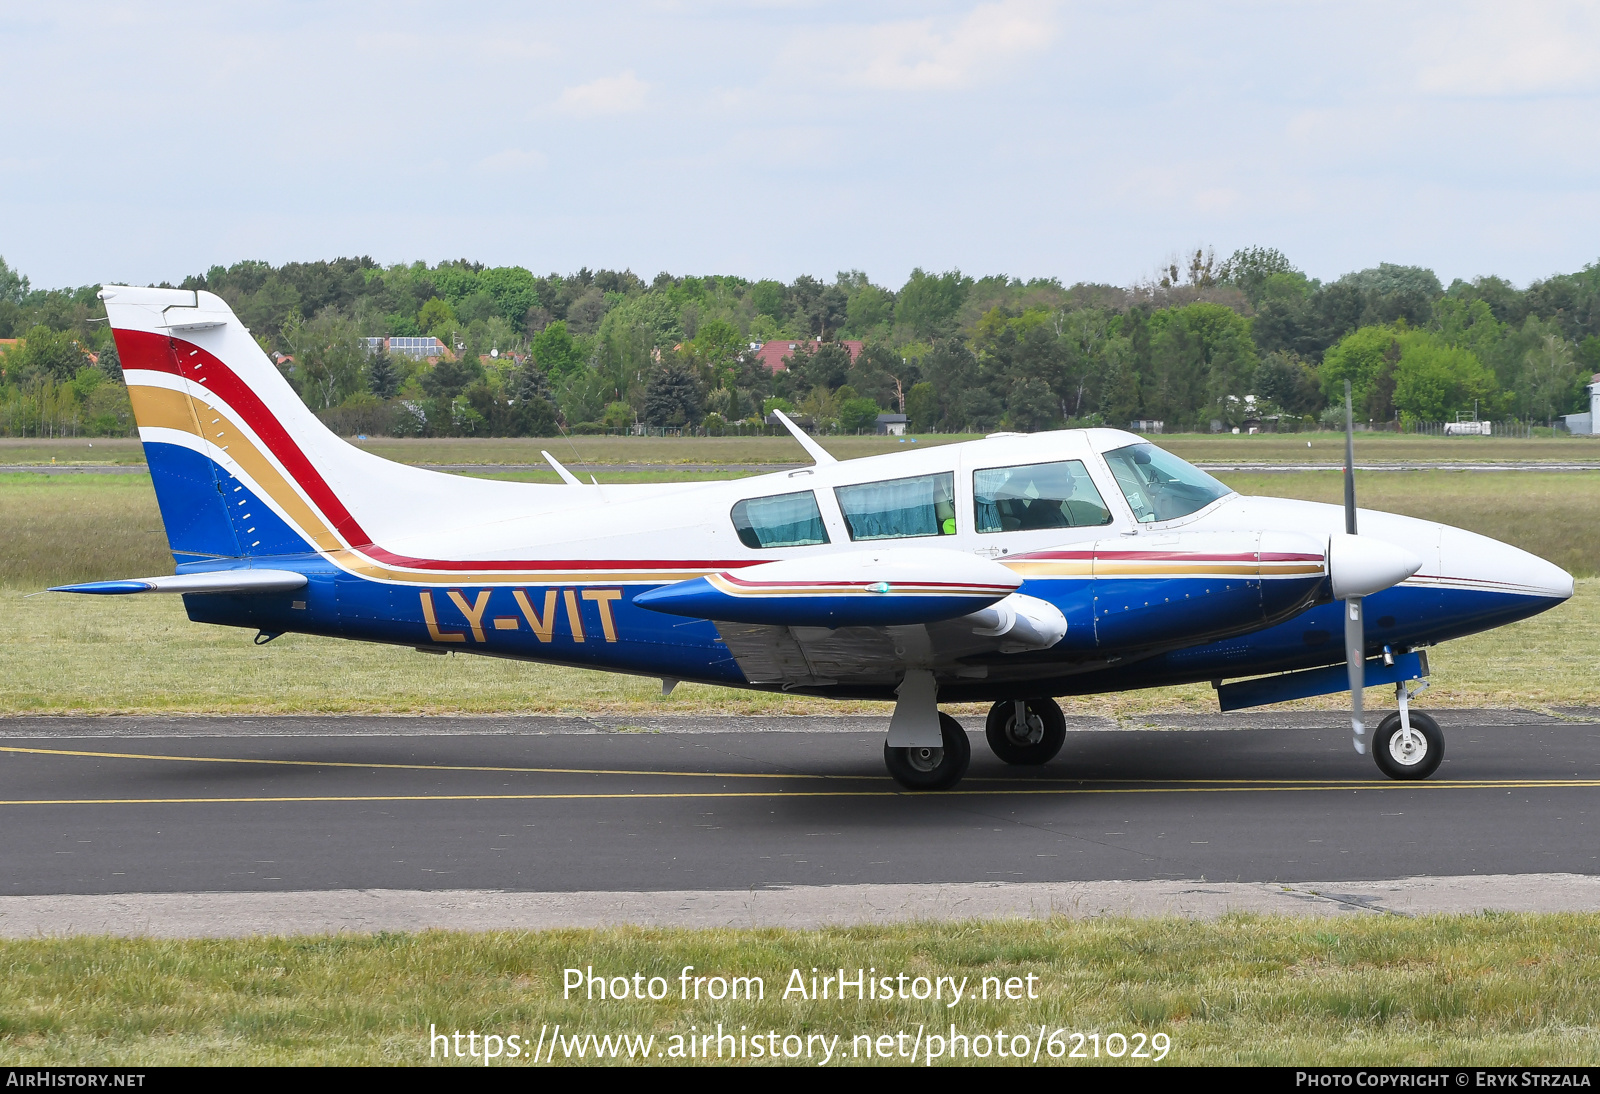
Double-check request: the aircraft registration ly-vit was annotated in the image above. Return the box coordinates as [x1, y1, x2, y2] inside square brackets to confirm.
[59, 286, 1573, 789]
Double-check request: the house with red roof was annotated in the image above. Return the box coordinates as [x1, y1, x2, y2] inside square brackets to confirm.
[749, 338, 863, 374]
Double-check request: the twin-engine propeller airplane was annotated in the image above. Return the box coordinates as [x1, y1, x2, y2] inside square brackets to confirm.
[58, 286, 1574, 789]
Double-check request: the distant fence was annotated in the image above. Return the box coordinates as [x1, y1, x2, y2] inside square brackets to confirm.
[1397, 420, 1540, 439]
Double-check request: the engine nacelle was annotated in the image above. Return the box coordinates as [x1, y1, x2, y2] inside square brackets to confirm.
[1007, 530, 1330, 653]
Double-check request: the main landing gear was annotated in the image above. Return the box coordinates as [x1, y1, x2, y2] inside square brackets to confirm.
[880, 694, 1070, 790]
[883, 712, 971, 791]
[984, 698, 1066, 765]
[877, 674, 1069, 790]
[1372, 678, 1444, 780]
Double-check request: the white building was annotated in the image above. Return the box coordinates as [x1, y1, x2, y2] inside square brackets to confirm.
[1562, 373, 1600, 434]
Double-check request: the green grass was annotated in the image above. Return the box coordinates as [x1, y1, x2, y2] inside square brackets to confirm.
[9, 431, 1600, 467]
[2, 470, 1596, 715]
[3, 916, 1600, 1065]
[1162, 432, 1600, 464]
[0, 438, 145, 464]
[0, 473, 171, 588]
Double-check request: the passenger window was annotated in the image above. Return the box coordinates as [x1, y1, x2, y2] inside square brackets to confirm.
[834, 472, 957, 541]
[730, 491, 830, 549]
[973, 460, 1112, 533]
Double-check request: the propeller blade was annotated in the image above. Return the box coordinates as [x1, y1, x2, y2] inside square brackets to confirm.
[1343, 379, 1357, 536]
[1346, 594, 1366, 754]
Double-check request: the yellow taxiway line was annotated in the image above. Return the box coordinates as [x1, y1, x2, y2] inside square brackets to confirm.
[6, 738, 1593, 790]
[0, 780, 1596, 807]
[2, 746, 1599, 799]
[0, 744, 825, 780]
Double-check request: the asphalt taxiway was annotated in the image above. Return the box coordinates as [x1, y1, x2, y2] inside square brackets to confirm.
[1, 713, 1597, 930]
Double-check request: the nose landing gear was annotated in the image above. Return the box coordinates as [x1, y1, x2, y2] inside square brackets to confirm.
[984, 697, 1067, 765]
[1372, 679, 1443, 780]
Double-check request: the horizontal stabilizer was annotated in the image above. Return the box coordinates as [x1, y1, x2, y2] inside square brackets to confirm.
[50, 570, 309, 596]
[635, 548, 1019, 628]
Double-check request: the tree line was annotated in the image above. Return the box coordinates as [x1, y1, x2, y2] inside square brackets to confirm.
[2, 247, 1599, 439]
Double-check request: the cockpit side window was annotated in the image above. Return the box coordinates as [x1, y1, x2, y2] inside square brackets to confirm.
[973, 460, 1112, 533]
[730, 491, 830, 548]
[834, 472, 957, 541]
[1103, 443, 1233, 523]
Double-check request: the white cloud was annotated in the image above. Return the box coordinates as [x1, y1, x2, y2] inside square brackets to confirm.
[786, 0, 1057, 92]
[1416, 1, 1600, 96]
[557, 70, 649, 115]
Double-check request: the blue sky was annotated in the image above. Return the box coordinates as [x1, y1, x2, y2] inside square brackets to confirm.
[3, 1, 1599, 290]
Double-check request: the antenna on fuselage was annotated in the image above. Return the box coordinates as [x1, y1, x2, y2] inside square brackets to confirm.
[541, 450, 584, 486]
[772, 408, 837, 465]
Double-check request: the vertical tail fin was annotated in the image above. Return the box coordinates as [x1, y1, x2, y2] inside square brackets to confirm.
[104, 286, 313, 561]
[103, 285, 558, 569]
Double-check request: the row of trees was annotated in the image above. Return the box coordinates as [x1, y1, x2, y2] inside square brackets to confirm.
[2, 249, 1599, 438]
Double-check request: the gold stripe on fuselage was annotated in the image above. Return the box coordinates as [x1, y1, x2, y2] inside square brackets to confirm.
[1006, 560, 1323, 579]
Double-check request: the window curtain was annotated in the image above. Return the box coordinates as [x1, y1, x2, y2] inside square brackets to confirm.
[835, 473, 950, 540]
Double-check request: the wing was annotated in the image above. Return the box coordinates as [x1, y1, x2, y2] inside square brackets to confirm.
[635, 547, 1068, 689]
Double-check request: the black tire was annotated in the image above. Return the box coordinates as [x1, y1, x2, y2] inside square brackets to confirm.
[884, 712, 971, 790]
[1371, 710, 1444, 780]
[985, 697, 1067, 765]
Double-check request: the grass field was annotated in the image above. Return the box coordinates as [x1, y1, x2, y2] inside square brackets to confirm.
[4, 915, 1599, 1065]
[3, 446, 1596, 1069]
[1, 469, 1595, 715]
[8, 431, 1600, 466]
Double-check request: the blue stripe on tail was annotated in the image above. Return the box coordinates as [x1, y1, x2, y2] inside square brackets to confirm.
[143, 441, 311, 560]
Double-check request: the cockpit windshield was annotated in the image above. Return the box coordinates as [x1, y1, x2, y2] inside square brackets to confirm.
[1103, 443, 1233, 523]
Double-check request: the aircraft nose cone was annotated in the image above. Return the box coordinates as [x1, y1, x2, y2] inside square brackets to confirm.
[1438, 526, 1573, 601]
[1328, 533, 1424, 600]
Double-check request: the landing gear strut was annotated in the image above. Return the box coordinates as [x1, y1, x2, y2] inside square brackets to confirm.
[883, 712, 971, 790]
[984, 697, 1066, 765]
[1372, 678, 1443, 780]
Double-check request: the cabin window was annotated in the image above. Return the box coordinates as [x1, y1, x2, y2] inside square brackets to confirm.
[834, 472, 957, 541]
[973, 460, 1112, 533]
[730, 491, 830, 549]
[1103, 443, 1233, 523]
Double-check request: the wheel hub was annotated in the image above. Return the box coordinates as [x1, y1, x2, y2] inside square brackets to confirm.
[1007, 703, 1045, 746]
[1388, 726, 1428, 766]
[906, 746, 944, 772]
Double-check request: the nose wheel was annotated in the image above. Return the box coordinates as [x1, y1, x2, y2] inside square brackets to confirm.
[1369, 678, 1442, 780]
[984, 697, 1066, 765]
[883, 712, 971, 790]
[1372, 709, 1443, 780]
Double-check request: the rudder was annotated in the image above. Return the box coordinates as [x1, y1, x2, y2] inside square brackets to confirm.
[107, 293, 313, 562]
